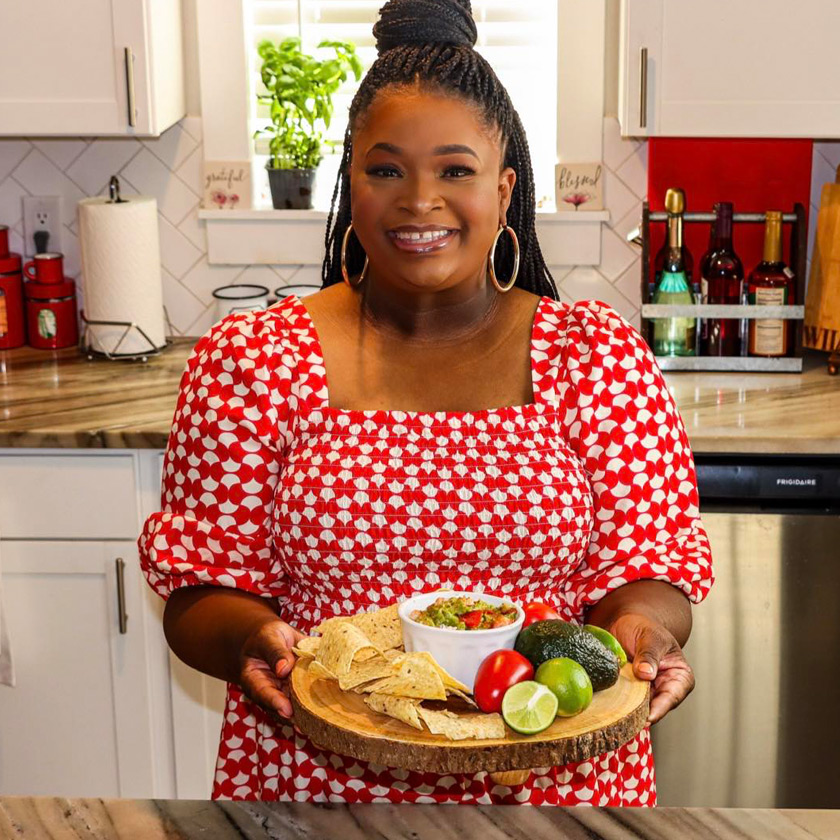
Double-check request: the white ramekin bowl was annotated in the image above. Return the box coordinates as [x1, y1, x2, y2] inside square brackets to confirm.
[397, 590, 525, 692]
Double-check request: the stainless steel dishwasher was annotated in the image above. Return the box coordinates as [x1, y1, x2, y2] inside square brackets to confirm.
[650, 454, 840, 808]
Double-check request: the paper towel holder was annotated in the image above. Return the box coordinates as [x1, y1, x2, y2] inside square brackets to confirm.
[79, 305, 174, 363]
[107, 176, 128, 204]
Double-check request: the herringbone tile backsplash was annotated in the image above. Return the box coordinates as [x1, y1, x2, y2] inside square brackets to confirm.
[1, 116, 834, 338]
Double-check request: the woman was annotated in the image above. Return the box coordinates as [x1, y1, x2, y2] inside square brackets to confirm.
[139, 0, 713, 805]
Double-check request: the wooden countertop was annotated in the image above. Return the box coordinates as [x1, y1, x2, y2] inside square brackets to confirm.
[1, 798, 839, 840]
[1, 339, 838, 454]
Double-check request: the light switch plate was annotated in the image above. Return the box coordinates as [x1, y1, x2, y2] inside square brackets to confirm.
[22, 195, 62, 257]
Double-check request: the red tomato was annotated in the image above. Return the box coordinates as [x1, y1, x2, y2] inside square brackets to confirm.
[461, 610, 484, 629]
[522, 601, 561, 628]
[473, 650, 534, 713]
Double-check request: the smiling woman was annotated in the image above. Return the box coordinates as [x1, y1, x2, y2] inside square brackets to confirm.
[141, 0, 713, 809]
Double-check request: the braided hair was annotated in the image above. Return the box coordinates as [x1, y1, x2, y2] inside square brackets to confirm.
[321, 0, 558, 299]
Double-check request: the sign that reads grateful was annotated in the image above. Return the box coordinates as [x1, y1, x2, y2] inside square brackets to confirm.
[555, 163, 603, 211]
[202, 161, 252, 210]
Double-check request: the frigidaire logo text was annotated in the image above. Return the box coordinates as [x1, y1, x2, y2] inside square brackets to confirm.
[776, 478, 817, 486]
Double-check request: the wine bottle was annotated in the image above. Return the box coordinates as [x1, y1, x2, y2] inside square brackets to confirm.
[747, 210, 795, 358]
[700, 202, 744, 356]
[652, 213, 696, 357]
[653, 188, 694, 289]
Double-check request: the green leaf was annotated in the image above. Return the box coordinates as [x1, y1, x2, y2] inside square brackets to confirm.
[255, 34, 361, 169]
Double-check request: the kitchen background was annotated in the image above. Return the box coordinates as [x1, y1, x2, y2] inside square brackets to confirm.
[1, 0, 836, 338]
[2, 0, 840, 812]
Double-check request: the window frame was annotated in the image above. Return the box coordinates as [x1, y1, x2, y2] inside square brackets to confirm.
[196, 0, 609, 265]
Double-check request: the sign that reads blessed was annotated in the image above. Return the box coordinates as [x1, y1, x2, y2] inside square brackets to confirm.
[202, 161, 252, 210]
[555, 163, 603, 211]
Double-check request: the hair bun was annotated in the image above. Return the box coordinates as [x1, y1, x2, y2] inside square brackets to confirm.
[373, 0, 478, 56]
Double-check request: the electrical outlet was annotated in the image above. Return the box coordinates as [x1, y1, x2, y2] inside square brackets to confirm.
[22, 196, 62, 257]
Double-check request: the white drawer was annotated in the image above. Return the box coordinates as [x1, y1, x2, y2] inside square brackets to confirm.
[0, 454, 138, 539]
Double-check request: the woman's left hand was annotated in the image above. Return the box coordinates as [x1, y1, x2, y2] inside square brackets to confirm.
[607, 613, 695, 725]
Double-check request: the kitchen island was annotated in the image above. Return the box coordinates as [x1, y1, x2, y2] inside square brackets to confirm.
[2, 798, 840, 839]
[1, 339, 838, 452]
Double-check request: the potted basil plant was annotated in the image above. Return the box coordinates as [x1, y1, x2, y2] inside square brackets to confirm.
[255, 36, 362, 210]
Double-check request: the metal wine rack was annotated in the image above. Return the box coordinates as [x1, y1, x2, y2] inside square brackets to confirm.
[638, 201, 807, 373]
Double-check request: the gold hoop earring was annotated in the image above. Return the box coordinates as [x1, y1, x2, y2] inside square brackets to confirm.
[341, 223, 369, 287]
[487, 224, 520, 293]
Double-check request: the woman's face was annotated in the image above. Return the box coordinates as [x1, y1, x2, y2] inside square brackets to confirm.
[349, 87, 516, 297]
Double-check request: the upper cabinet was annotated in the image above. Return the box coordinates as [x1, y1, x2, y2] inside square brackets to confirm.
[619, 0, 840, 138]
[0, 0, 184, 137]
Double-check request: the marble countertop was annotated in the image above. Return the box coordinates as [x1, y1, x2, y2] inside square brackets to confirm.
[1, 799, 839, 840]
[1, 339, 838, 454]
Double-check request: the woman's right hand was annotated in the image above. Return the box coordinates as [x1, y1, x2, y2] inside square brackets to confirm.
[238, 618, 304, 720]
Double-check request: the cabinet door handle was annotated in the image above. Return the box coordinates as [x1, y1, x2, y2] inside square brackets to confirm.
[639, 46, 648, 129]
[124, 47, 137, 128]
[115, 558, 128, 635]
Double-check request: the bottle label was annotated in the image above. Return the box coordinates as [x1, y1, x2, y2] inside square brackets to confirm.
[700, 277, 709, 304]
[656, 270, 692, 294]
[38, 308, 57, 339]
[749, 286, 788, 356]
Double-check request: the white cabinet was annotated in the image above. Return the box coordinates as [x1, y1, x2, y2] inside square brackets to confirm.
[0, 0, 184, 137]
[0, 449, 226, 799]
[0, 540, 157, 796]
[619, 0, 840, 138]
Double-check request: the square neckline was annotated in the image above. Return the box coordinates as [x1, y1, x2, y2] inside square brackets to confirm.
[286, 292, 553, 419]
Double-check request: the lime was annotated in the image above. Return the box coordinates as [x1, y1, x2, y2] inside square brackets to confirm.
[534, 657, 593, 717]
[584, 624, 628, 667]
[501, 680, 559, 735]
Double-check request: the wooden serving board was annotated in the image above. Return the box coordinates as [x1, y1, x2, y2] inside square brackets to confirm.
[290, 658, 650, 775]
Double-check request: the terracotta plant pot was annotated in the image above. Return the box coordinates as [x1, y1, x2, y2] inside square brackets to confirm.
[266, 166, 317, 209]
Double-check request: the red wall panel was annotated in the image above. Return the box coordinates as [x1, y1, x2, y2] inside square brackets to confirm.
[647, 138, 813, 291]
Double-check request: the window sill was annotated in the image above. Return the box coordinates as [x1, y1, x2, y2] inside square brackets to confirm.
[199, 208, 610, 266]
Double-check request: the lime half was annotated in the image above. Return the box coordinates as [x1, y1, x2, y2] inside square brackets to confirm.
[501, 680, 558, 735]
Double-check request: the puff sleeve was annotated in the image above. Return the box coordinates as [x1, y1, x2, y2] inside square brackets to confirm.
[138, 309, 295, 603]
[555, 301, 714, 618]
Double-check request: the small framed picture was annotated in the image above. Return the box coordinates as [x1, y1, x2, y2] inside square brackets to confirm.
[555, 163, 604, 211]
[202, 161, 252, 210]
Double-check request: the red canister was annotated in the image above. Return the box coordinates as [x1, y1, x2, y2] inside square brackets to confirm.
[0, 225, 26, 350]
[24, 278, 79, 350]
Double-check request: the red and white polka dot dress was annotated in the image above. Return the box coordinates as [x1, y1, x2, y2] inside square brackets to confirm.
[139, 294, 713, 805]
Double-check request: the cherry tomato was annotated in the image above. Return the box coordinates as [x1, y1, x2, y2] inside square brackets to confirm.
[522, 601, 561, 628]
[473, 650, 534, 713]
[461, 610, 484, 629]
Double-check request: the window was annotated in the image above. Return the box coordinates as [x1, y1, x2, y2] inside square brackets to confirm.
[244, 0, 559, 211]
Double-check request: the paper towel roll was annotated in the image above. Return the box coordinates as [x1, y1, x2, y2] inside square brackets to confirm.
[78, 194, 166, 355]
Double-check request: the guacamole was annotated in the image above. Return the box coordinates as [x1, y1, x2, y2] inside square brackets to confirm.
[410, 596, 518, 630]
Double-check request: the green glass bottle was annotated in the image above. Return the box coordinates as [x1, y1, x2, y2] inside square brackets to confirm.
[652, 204, 696, 356]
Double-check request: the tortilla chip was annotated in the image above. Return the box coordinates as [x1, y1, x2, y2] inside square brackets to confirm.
[353, 604, 403, 650]
[417, 707, 505, 741]
[308, 660, 336, 681]
[292, 636, 320, 659]
[314, 603, 403, 651]
[360, 654, 446, 701]
[446, 687, 478, 708]
[316, 622, 377, 677]
[393, 651, 471, 694]
[364, 692, 423, 731]
[338, 657, 397, 692]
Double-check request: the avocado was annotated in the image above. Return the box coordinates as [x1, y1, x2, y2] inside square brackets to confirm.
[514, 620, 620, 691]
